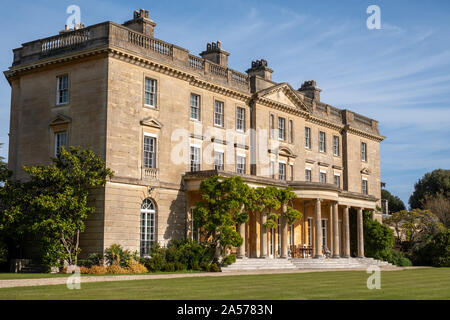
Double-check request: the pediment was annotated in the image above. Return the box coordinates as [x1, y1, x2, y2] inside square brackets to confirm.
[50, 114, 71, 126]
[361, 168, 371, 175]
[257, 83, 312, 113]
[279, 147, 297, 158]
[140, 117, 163, 129]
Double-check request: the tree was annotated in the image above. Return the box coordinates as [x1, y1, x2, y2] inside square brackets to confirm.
[412, 229, 450, 267]
[20, 147, 112, 266]
[381, 189, 405, 214]
[193, 176, 251, 262]
[193, 176, 302, 262]
[364, 211, 395, 261]
[409, 169, 450, 210]
[384, 209, 443, 251]
[423, 194, 450, 228]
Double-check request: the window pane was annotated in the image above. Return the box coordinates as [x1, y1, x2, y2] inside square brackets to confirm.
[145, 78, 157, 106]
[214, 101, 224, 126]
[305, 127, 311, 148]
[190, 94, 200, 120]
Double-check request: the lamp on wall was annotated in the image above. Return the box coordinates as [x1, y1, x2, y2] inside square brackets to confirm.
[148, 186, 155, 195]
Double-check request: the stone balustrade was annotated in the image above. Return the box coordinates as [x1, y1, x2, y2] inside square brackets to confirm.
[13, 21, 249, 91]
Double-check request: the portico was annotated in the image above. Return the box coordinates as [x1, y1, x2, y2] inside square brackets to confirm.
[184, 171, 377, 260]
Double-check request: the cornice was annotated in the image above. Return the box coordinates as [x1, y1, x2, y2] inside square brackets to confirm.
[344, 125, 385, 142]
[4, 45, 110, 83]
[305, 114, 345, 131]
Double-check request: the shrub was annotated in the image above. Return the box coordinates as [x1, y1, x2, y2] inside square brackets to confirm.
[191, 261, 201, 271]
[78, 253, 103, 268]
[175, 262, 185, 271]
[104, 244, 132, 267]
[412, 229, 450, 267]
[221, 254, 236, 266]
[0, 241, 8, 265]
[388, 249, 413, 267]
[88, 265, 107, 274]
[209, 263, 221, 272]
[170, 239, 212, 269]
[200, 262, 210, 271]
[127, 263, 148, 274]
[106, 265, 128, 274]
[364, 217, 395, 262]
[144, 254, 165, 272]
[164, 262, 175, 272]
[79, 266, 90, 274]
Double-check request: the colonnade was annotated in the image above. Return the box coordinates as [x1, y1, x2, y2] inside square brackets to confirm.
[236, 199, 368, 259]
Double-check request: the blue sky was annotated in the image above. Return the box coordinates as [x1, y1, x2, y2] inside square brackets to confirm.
[1, 0, 449, 207]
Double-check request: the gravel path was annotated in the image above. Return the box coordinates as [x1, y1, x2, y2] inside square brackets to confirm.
[0, 266, 422, 289]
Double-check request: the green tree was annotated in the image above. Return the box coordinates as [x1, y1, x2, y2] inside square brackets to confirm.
[193, 176, 251, 262]
[409, 169, 450, 210]
[363, 211, 395, 261]
[412, 229, 450, 267]
[423, 194, 450, 228]
[20, 147, 112, 266]
[384, 209, 443, 251]
[381, 189, 406, 214]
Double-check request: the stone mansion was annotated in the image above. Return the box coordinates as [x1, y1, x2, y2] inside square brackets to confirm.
[4, 9, 384, 261]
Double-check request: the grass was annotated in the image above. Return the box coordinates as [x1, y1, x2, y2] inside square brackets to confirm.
[0, 268, 449, 300]
[0, 269, 202, 280]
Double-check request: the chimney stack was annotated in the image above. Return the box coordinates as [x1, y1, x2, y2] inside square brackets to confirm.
[246, 59, 273, 81]
[123, 9, 156, 37]
[199, 41, 230, 68]
[298, 80, 321, 101]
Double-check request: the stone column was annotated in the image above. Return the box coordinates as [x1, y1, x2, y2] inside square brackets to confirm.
[343, 206, 350, 258]
[260, 210, 268, 258]
[280, 204, 288, 258]
[329, 204, 333, 257]
[332, 202, 340, 258]
[314, 198, 323, 258]
[357, 207, 364, 258]
[253, 212, 258, 257]
[237, 222, 246, 259]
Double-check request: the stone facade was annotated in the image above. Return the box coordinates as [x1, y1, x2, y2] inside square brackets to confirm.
[4, 9, 384, 259]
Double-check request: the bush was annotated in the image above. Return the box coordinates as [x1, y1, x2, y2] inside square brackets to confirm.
[191, 261, 201, 271]
[127, 263, 148, 274]
[0, 241, 8, 265]
[79, 266, 90, 274]
[364, 217, 395, 262]
[388, 249, 413, 267]
[104, 244, 132, 267]
[78, 253, 103, 268]
[143, 254, 165, 272]
[88, 265, 107, 274]
[164, 262, 175, 272]
[175, 262, 186, 271]
[412, 229, 450, 267]
[106, 265, 128, 274]
[200, 262, 210, 271]
[221, 254, 236, 266]
[209, 263, 221, 272]
[170, 239, 212, 269]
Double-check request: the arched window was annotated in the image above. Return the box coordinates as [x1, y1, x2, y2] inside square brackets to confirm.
[140, 198, 156, 257]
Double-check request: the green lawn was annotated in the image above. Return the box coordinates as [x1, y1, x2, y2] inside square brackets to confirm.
[0, 269, 201, 280]
[0, 268, 449, 300]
